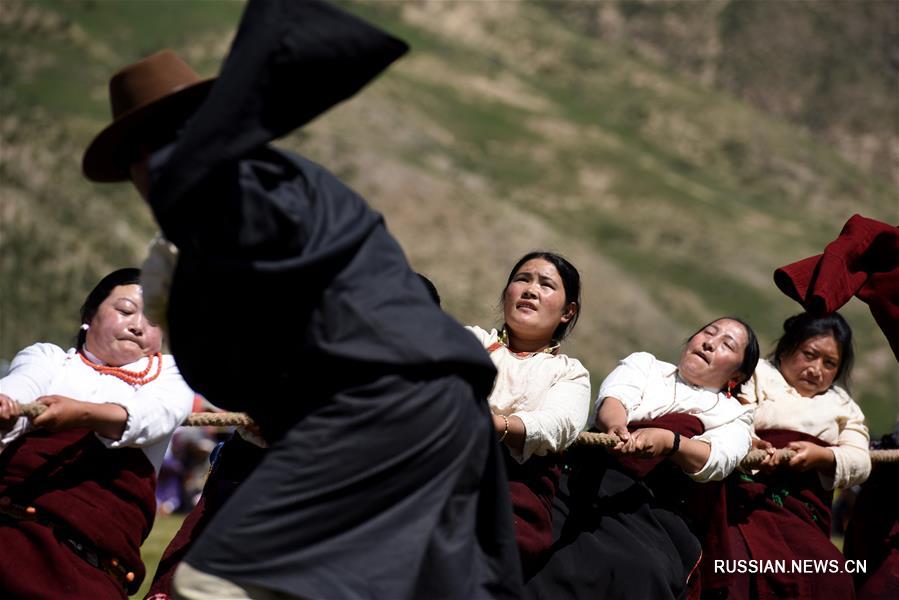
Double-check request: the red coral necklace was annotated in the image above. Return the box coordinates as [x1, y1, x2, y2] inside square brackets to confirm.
[78, 351, 163, 386]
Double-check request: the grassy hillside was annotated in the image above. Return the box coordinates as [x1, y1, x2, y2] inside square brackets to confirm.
[548, 0, 899, 183]
[1, 0, 896, 437]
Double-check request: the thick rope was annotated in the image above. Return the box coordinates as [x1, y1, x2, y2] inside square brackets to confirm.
[736, 448, 797, 469]
[19, 402, 253, 427]
[16, 403, 899, 464]
[183, 412, 255, 427]
[573, 429, 899, 465]
[576, 430, 801, 467]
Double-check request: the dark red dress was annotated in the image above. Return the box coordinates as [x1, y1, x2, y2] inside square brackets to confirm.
[698, 429, 854, 600]
[503, 447, 563, 579]
[0, 428, 157, 599]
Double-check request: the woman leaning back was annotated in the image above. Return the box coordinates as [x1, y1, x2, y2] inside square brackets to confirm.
[525, 316, 760, 599]
[0, 268, 194, 599]
[700, 311, 869, 600]
[466, 251, 591, 577]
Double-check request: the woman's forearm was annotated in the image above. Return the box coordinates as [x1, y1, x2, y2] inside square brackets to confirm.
[668, 437, 711, 474]
[87, 403, 129, 440]
[493, 413, 525, 454]
[34, 396, 129, 440]
[596, 396, 628, 433]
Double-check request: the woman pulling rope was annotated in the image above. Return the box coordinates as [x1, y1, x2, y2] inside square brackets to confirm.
[0, 268, 194, 598]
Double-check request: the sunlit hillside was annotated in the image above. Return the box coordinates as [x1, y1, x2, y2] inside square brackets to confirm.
[1, 0, 896, 434]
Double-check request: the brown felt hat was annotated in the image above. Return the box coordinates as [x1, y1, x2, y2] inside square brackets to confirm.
[82, 50, 214, 182]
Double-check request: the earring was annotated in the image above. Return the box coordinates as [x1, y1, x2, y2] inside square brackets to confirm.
[80, 323, 90, 331]
[725, 380, 737, 398]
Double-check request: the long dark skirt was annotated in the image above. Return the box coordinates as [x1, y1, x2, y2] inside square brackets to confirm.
[525, 416, 706, 600]
[184, 372, 522, 599]
[844, 453, 899, 600]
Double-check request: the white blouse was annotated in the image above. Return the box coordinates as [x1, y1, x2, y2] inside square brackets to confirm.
[739, 359, 871, 490]
[467, 327, 591, 463]
[0, 343, 194, 471]
[596, 352, 754, 483]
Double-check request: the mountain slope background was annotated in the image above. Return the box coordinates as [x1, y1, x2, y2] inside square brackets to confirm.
[1, 0, 897, 434]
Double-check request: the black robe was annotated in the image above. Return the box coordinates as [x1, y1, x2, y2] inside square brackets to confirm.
[524, 415, 707, 600]
[145, 1, 522, 597]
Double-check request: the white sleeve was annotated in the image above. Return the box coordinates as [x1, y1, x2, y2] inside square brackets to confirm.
[595, 352, 654, 421]
[689, 407, 754, 482]
[98, 357, 194, 449]
[0, 343, 64, 447]
[823, 395, 871, 490]
[464, 325, 493, 347]
[513, 361, 591, 462]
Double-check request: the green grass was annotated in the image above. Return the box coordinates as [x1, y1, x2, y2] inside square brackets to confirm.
[133, 513, 186, 599]
[33, 0, 245, 56]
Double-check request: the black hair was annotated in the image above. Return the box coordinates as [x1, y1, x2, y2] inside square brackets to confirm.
[770, 312, 854, 391]
[417, 273, 441, 306]
[687, 316, 760, 394]
[501, 251, 581, 342]
[77, 268, 142, 350]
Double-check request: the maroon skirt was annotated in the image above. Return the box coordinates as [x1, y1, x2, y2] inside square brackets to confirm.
[503, 447, 562, 579]
[697, 429, 854, 600]
[0, 428, 156, 598]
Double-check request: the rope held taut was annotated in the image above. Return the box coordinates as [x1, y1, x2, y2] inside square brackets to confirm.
[18, 402, 254, 427]
[183, 412, 255, 427]
[572, 429, 899, 465]
[15, 403, 899, 465]
[576, 430, 800, 467]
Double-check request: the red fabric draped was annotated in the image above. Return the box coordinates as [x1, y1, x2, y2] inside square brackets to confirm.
[774, 214, 899, 361]
[0, 428, 156, 597]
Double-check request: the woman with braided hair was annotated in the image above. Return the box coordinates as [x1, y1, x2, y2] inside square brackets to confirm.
[0, 267, 194, 598]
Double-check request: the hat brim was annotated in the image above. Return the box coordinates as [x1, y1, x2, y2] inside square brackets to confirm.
[82, 78, 215, 183]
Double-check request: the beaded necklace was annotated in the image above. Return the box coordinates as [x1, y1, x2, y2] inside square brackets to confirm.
[487, 328, 560, 357]
[78, 350, 163, 387]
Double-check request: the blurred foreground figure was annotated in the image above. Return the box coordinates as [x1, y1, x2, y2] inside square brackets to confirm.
[145, 274, 444, 599]
[82, 1, 521, 598]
